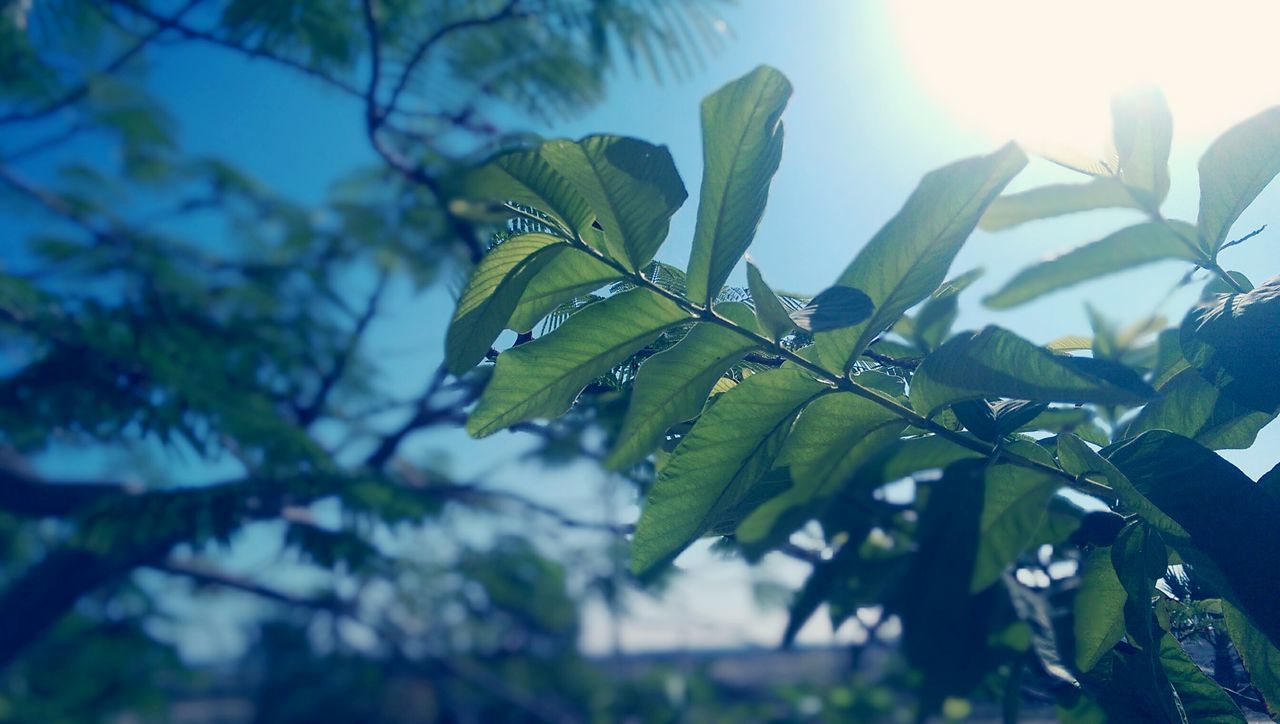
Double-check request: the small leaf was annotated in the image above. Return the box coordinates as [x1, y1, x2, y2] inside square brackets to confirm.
[445, 233, 566, 374]
[1107, 431, 1280, 649]
[630, 367, 828, 576]
[540, 135, 688, 270]
[745, 258, 796, 340]
[984, 221, 1199, 309]
[913, 268, 982, 352]
[1181, 276, 1280, 413]
[1111, 87, 1173, 209]
[970, 463, 1059, 592]
[468, 288, 690, 437]
[979, 178, 1137, 231]
[1074, 547, 1127, 672]
[1121, 368, 1274, 450]
[1197, 106, 1280, 254]
[686, 66, 792, 304]
[507, 248, 621, 332]
[909, 326, 1154, 418]
[1223, 601, 1280, 716]
[604, 303, 758, 470]
[814, 143, 1027, 373]
[788, 285, 874, 333]
[736, 392, 903, 545]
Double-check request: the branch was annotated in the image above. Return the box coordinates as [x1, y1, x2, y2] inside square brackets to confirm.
[296, 269, 389, 426]
[154, 557, 348, 611]
[0, 465, 132, 517]
[0, 0, 203, 125]
[376, 0, 523, 125]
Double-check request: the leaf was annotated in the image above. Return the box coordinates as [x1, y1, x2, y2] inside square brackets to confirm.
[1074, 547, 1127, 672]
[899, 459, 1000, 698]
[630, 366, 828, 576]
[445, 233, 566, 374]
[788, 285, 874, 333]
[813, 143, 1027, 374]
[1158, 634, 1245, 723]
[1111, 87, 1173, 209]
[467, 288, 690, 437]
[1107, 430, 1280, 649]
[913, 268, 982, 352]
[1057, 433, 1188, 540]
[685, 66, 791, 304]
[540, 135, 687, 271]
[507, 248, 621, 331]
[735, 392, 904, 545]
[909, 326, 1155, 418]
[979, 178, 1137, 231]
[1181, 276, 1280, 413]
[1197, 106, 1280, 254]
[984, 221, 1199, 309]
[456, 144, 594, 236]
[1223, 601, 1280, 716]
[1121, 368, 1274, 450]
[970, 463, 1059, 592]
[745, 258, 796, 340]
[603, 302, 758, 470]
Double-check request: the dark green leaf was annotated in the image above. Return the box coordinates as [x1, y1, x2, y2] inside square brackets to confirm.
[1107, 431, 1280, 649]
[1074, 546, 1127, 672]
[603, 303, 758, 470]
[788, 285, 873, 333]
[814, 144, 1026, 373]
[1197, 106, 1280, 254]
[910, 326, 1155, 417]
[630, 366, 828, 576]
[1223, 601, 1280, 716]
[1058, 433, 1187, 540]
[745, 259, 797, 341]
[1181, 276, 1280, 413]
[1121, 368, 1274, 450]
[686, 66, 791, 304]
[984, 221, 1198, 309]
[1158, 634, 1245, 723]
[468, 288, 690, 437]
[970, 463, 1059, 592]
[445, 233, 566, 374]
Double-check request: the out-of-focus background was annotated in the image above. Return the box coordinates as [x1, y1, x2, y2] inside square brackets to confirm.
[2, 1, 1279, 721]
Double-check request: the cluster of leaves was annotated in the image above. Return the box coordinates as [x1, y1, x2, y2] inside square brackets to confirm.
[452, 65, 1280, 719]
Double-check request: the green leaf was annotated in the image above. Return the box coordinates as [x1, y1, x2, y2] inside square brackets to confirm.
[1121, 368, 1274, 450]
[736, 392, 903, 545]
[507, 248, 620, 332]
[1074, 547, 1127, 672]
[541, 135, 687, 271]
[745, 258, 796, 340]
[909, 326, 1154, 418]
[814, 143, 1027, 374]
[1223, 601, 1280, 716]
[984, 221, 1198, 309]
[456, 144, 594, 236]
[445, 233, 566, 374]
[686, 66, 791, 304]
[979, 178, 1137, 231]
[1158, 634, 1245, 723]
[913, 268, 982, 352]
[899, 459, 1000, 699]
[1057, 433, 1188, 540]
[1111, 523, 1186, 722]
[970, 463, 1059, 592]
[788, 285, 873, 333]
[468, 288, 690, 437]
[603, 303, 758, 470]
[1111, 87, 1173, 209]
[1197, 106, 1280, 254]
[1181, 276, 1280, 413]
[630, 366, 828, 576]
[1107, 431, 1280, 649]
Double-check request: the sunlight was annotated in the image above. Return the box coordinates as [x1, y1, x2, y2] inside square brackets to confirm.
[888, 1, 1280, 155]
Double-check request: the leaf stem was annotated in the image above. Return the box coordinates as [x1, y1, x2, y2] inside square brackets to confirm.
[550, 229, 1109, 496]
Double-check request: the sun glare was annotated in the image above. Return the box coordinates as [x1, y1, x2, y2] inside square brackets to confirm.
[888, 1, 1280, 156]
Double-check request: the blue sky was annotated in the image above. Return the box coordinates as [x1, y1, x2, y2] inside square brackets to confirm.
[11, 0, 1280, 657]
